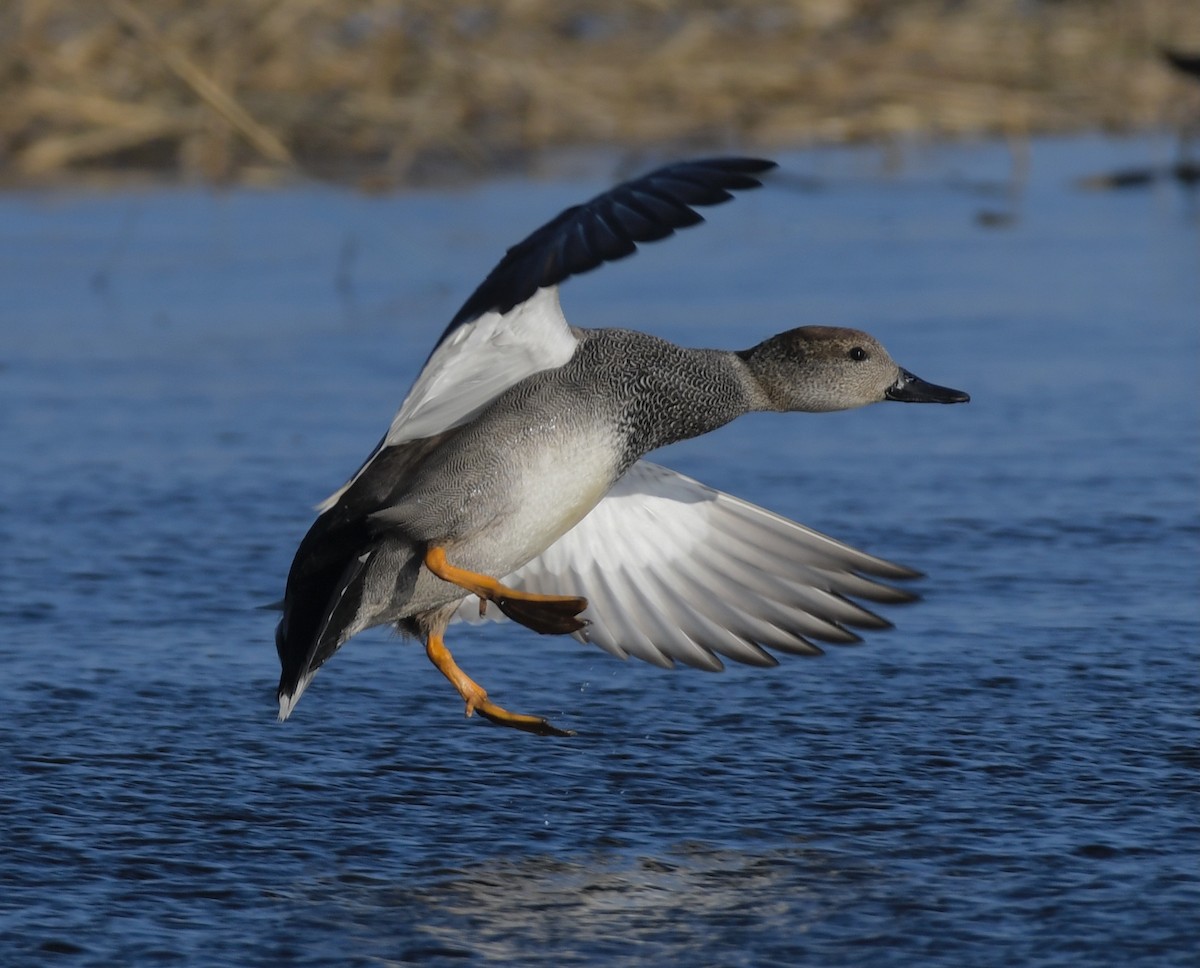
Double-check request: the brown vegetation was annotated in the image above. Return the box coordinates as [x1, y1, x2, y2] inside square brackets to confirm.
[2, 0, 1197, 187]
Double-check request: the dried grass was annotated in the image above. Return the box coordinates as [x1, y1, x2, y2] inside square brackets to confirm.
[1, 0, 1197, 186]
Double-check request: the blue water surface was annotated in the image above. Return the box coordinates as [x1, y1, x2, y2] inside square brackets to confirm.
[1, 136, 1197, 967]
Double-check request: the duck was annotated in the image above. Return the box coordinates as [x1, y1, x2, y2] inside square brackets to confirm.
[274, 157, 969, 737]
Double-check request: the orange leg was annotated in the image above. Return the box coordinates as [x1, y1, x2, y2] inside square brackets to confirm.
[423, 546, 588, 635]
[425, 631, 574, 737]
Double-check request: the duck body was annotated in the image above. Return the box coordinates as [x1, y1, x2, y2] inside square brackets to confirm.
[385, 327, 753, 586]
[278, 326, 754, 687]
[274, 157, 969, 734]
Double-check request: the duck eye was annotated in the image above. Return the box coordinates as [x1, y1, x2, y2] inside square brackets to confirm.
[849, 347, 868, 361]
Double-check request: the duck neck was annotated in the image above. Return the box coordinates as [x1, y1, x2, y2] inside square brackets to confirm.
[580, 332, 762, 470]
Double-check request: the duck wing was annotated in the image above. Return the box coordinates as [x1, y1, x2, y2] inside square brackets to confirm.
[318, 157, 776, 512]
[440, 156, 778, 335]
[455, 460, 922, 670]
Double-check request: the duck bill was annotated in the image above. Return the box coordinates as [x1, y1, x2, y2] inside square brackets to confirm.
[885, 368, 970, 404]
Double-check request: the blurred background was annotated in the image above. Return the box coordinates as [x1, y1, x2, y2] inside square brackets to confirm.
[3, 0, 1198, 187]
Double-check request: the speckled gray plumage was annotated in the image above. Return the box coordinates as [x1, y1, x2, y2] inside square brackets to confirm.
[580, 329, 759, 472]
[391, 331, 752, 519]
[369, 329, 761, 616]
[275, 328, 766, 695]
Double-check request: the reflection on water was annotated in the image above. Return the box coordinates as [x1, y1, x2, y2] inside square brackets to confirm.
[286, 843, 862, 965]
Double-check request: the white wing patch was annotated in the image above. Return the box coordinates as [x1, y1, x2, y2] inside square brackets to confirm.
[318, 286, 578, 512]
[452, 460, 918, 669]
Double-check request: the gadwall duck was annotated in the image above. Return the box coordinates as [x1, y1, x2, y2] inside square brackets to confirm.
[275, 157, 969, 736]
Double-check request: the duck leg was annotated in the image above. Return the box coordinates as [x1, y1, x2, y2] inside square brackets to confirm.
[423, 546, 588, 634]
[425, 631, 575, 737]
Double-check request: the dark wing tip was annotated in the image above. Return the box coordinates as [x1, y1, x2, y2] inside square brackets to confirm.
[441, 156, 777, 339]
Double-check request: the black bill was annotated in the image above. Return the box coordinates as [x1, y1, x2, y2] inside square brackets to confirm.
[885, 368, 970, 404]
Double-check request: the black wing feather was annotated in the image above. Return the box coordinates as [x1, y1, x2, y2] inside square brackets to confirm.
[439, 157, 776, 340]
[583, 209, 637, 262]
[624, 189, 701, 228]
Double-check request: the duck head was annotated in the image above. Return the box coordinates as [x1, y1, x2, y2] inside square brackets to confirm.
[737, 326, 969, 413]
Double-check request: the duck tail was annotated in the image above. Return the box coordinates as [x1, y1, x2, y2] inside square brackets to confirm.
[273, 509, 376, 721]
[274, 514, 424, 720]
[275, 439, 439, 718]
[274, 553, 365, 721]
[275, 601, 326, 721]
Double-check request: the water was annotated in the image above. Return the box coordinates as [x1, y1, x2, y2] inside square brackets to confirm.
[2, 136, 1197, 966]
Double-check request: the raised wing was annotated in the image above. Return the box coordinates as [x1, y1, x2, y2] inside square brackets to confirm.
[319, 156, 776, 512]
[441, 156, 778, 336]
[455, 461, 920, 669]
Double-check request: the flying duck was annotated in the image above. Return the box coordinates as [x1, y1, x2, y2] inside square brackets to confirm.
[274, 157, 969, 736]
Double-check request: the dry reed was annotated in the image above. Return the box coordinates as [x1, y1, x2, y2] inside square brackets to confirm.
[1, 0, 1197, 187]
